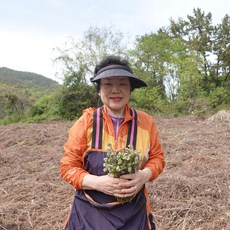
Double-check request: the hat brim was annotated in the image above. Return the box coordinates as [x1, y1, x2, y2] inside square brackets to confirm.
[91, 69, 147, 89]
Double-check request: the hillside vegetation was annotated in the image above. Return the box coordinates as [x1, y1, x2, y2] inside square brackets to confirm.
[0, 8, 230, 125]
[0, 67, 58, 89]
[0, 67, 61, 124]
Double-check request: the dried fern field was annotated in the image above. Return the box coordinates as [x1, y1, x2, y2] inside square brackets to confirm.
[1, 112, 229, 230]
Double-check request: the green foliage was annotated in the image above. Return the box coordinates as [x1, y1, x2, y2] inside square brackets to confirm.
[103, 144, 142, 203]
[177, 54, 203, 102]
[29, 92, 59, 118]
[169, 8, 230, 95]
[0, 70, 61, 124]
[1, 10, 230, 124]
[58, 84, 98, 120]
[0, 83, 30, 123]
[209, 86, 230, 110]
[129, 32, 171, 92]
[129, 8, 230, 115]
[130, 87, 167, 115]
[104, 144, 142, 178]
[0, 67, 58, 89]
[54, 25, 129, 88]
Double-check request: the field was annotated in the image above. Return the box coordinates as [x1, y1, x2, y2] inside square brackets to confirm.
[0, 111, 230, 230]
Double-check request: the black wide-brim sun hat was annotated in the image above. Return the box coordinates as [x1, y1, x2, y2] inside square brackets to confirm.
[91, 65, 147, 89]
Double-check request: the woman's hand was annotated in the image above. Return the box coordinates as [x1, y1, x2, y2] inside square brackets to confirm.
[82, 168, 152, 198]
[96, 175, 128, 196]
[82, 174, 126, 196]
[115, 168, 152, 198]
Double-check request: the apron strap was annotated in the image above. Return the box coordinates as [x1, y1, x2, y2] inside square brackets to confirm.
[91, 107, 138, 149]
[126, 108, 137, 149]
[92, 107, 103, 149]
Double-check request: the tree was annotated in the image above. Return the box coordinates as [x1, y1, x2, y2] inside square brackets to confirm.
[53, 26, 131, 119]
[168, 8, 230, 112]
[169, 9, 230, 92]
[130, 30, 198, 102]
[54, 25, 130, 87]
[130, 32, 170, 92]
[212, 15, 230, 85]
[58, 84, 98, 120]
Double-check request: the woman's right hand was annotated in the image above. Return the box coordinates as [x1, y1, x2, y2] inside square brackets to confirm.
[82, 174, 127, 196]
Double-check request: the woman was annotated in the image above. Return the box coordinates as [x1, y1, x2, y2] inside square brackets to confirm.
[60, 55, 165, 230]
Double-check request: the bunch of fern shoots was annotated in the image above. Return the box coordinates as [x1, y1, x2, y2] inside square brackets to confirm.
[103, 144, 142, 203]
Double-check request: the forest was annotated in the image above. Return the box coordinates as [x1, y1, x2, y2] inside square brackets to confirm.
[0, 8, 229, 124]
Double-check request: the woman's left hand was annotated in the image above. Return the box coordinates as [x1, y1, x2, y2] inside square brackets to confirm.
[114, 168, 152, 198]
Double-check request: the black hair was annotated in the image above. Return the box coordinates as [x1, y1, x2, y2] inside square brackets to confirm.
[93, 55, 134, 92]
[94, 55, 133, 75]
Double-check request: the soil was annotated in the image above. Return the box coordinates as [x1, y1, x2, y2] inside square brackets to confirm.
[0, 112, 230, 230]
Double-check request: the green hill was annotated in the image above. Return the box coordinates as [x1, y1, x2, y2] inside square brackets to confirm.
[0, 67, 59, 89]
[0, 67, 62, 124]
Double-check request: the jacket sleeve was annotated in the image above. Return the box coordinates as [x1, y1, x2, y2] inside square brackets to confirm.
[144, 117, 165, 181]
[60, 114, 90, 189]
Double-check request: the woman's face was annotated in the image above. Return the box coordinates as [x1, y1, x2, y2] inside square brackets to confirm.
[99, 77, 131, 116]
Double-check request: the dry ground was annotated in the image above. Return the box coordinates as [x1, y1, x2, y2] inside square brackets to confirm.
[0, 111, 230, 230]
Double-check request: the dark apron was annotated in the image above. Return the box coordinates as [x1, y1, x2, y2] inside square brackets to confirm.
[65, 151, 151, 230]
[65, 108, 156, 230]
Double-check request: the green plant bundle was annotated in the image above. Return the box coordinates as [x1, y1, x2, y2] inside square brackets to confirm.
[103, 144, 142, 203]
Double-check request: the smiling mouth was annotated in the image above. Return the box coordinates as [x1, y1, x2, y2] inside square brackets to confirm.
[110, 97, 122, 101]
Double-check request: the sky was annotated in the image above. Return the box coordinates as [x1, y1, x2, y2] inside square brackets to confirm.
[0, 0, 229, 83]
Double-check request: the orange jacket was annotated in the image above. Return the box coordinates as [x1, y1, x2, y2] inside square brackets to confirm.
[60, 104, 164, 188]
[60, 104, 165, 215]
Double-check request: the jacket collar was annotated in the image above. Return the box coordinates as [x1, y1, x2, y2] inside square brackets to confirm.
[102, 104, 134, 123]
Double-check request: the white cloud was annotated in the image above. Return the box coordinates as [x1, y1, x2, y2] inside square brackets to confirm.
[0, 0, 229, 82]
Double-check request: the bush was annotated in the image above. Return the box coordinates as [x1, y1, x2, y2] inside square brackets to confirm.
[58, 84, 98, 120]
[130, 87, 167, 115]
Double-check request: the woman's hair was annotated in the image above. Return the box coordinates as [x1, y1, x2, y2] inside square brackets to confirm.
[93, 55, 134, 92]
